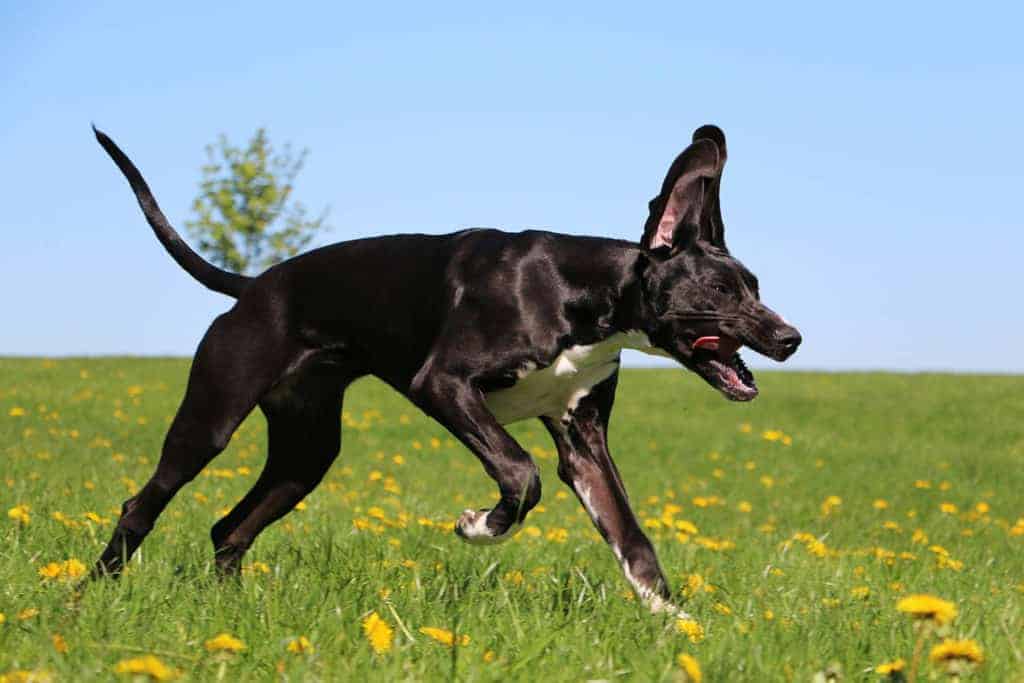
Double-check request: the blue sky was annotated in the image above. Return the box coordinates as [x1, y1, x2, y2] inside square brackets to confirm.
[2, 2, 1022, 371]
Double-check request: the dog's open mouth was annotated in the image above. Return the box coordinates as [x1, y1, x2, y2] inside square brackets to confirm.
[690, 335, 758, 401]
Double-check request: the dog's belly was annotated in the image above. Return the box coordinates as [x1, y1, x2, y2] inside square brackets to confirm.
[484, 332, 651, 424]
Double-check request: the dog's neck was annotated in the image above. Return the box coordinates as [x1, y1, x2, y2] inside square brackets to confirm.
[604, 250, 665, 354]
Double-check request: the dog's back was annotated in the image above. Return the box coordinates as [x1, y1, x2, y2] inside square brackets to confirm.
[247, 228, 641, 388]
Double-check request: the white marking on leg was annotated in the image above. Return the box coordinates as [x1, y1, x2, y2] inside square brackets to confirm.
[455, 508, 521, 546]
[577, 483, 600, 526]
[614, 544, 691, 618]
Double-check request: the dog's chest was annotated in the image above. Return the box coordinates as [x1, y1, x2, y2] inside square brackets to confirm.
[484, 332, 650, 425]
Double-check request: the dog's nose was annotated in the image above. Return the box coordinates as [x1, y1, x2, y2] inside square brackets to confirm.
[775, 327, 802, 359]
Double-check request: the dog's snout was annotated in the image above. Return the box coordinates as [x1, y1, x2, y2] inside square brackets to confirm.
[775, 327, 802, 359]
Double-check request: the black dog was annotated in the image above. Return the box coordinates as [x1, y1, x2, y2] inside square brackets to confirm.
[92, 124, 800, 614]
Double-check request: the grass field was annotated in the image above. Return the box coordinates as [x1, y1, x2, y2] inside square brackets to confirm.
[2, 358, 1023, 681]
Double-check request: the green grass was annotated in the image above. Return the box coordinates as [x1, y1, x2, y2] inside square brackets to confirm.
[2, 358, 1023, 681]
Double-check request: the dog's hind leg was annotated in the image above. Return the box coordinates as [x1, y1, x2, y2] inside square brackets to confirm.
[209, 367, 351, 574]
[93, 310, 300, 577]
[542, 375, 686, 617]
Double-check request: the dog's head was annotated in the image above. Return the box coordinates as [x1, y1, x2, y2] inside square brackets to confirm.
[639, 125, 801, 401]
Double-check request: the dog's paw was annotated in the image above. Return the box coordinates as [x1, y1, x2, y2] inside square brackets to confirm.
[454, 509, 520, 545]
[646, 594, 693, 620]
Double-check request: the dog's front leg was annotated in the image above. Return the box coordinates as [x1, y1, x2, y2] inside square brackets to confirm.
[410, 373, 541, 544]
[542, 379, 686, 617]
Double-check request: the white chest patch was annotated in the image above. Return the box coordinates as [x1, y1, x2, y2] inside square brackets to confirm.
[484, 331, 655, 424]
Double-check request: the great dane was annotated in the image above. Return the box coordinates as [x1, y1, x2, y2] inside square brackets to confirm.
[92, 124, 800, 614]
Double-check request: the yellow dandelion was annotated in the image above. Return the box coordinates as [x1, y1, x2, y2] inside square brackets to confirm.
[873, 499, 889, 510]
[8, 407, 27, 417]
[936, 554, 964, 571]
[821, 495, 842, 515]
[286, 636, 314, 654]
[204, 633, 246, 653]
[939, 502, 958, 514]
[37, 559, 86, 582]
[362, 612, 394, 654]
[675, 519, 699, 534]
[51, 633, 68, 654]
[504, 570, 525, 586]
[17, 608, 39, 621]
[37, 563, 63, 580]
[243, 561, 270, 575]
[112, 654, 177, 680]
[677, 653, 702, 682]
[851, 586, 870, 600]
[874, 658, 904, 675]
[675, 619, 704, 643]
[694, 536, 735, 551]
[805, 538, 828, 558]
[683, 574, 707, 596]
[8, 504, 30, 525]
[930, 638, 983, 664]
[419, 626, 470, 647]
[482, 649, 496, 663]
[896, 594, 957, 625]
[84, 511, 108, 525]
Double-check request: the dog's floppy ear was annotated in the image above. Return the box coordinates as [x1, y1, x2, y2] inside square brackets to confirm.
[691, 124, 728, 250]
[641, 137, 720, 252]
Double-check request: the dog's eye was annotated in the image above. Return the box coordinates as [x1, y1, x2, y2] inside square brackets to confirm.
[712, 283, 731, 295]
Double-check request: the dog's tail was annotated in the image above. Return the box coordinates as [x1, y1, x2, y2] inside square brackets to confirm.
[93, 125, 251, 299]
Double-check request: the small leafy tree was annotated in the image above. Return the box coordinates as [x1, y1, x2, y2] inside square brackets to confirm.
[186, 129, 328, 274]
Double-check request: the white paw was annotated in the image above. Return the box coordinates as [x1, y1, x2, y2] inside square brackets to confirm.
[454, 509, 520, 545]
[647, 594, 692, 619]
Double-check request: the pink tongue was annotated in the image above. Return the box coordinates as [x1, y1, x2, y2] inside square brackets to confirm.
[692, 336, 741, 359]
